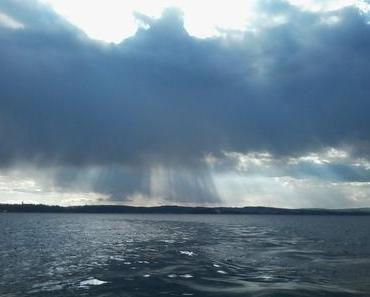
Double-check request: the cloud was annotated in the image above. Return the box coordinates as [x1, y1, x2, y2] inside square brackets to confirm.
[1, 0, 370, 205]
[0, 12, 24, 29]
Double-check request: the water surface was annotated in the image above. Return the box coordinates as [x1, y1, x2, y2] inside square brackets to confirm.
[1, 213, 370, 296]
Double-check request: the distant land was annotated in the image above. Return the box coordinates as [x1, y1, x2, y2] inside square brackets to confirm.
[1, 204, 370, 215]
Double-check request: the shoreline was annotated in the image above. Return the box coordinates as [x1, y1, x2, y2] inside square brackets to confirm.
[1, 204, 370, 216]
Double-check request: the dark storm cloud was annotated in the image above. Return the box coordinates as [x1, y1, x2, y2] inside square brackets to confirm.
[50, 165, 219, 203]
[0, 3, 245, 168]
[1, 1, 370, 167]
[51, 166, 150, 200]
[1, 0, 370, 201]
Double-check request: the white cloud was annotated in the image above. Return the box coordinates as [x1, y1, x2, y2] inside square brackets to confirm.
[287, 148, 349, 165]
[223, 151, 274, 171]
[40, 0, 256, 42]
[0, 168, 106, 206]
[287, 0, 358, 12]
[39, 0, 368, 43]
[0, 12, 24, 29]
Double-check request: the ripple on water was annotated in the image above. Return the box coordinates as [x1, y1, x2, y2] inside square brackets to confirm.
[2, 214, 370, 297]
[29, 281, 64, 293]
[79, 278, 107, 288]
[162, 239, 176, 244]
[180, 251, 195, 256]
[167, 274, 177, 278]
[180, 274, 194, 278]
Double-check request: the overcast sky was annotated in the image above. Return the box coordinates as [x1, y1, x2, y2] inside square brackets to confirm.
[1, 0, 370, 208]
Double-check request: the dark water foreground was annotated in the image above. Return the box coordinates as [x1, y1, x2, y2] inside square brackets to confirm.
[1, 214, 370, 297]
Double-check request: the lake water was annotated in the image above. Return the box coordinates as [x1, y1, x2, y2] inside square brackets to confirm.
[1, 213, 370, 297]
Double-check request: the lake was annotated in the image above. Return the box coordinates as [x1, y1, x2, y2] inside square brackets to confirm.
[1, 213, 370, 296]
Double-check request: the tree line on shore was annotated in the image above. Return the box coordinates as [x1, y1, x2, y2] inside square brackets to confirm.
[1, 203, 370, 215]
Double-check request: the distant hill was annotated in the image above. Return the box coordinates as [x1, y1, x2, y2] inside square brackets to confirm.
[1, 204, 370, 215]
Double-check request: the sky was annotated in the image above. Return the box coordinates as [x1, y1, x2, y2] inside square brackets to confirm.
[1, 0, 370, 208]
